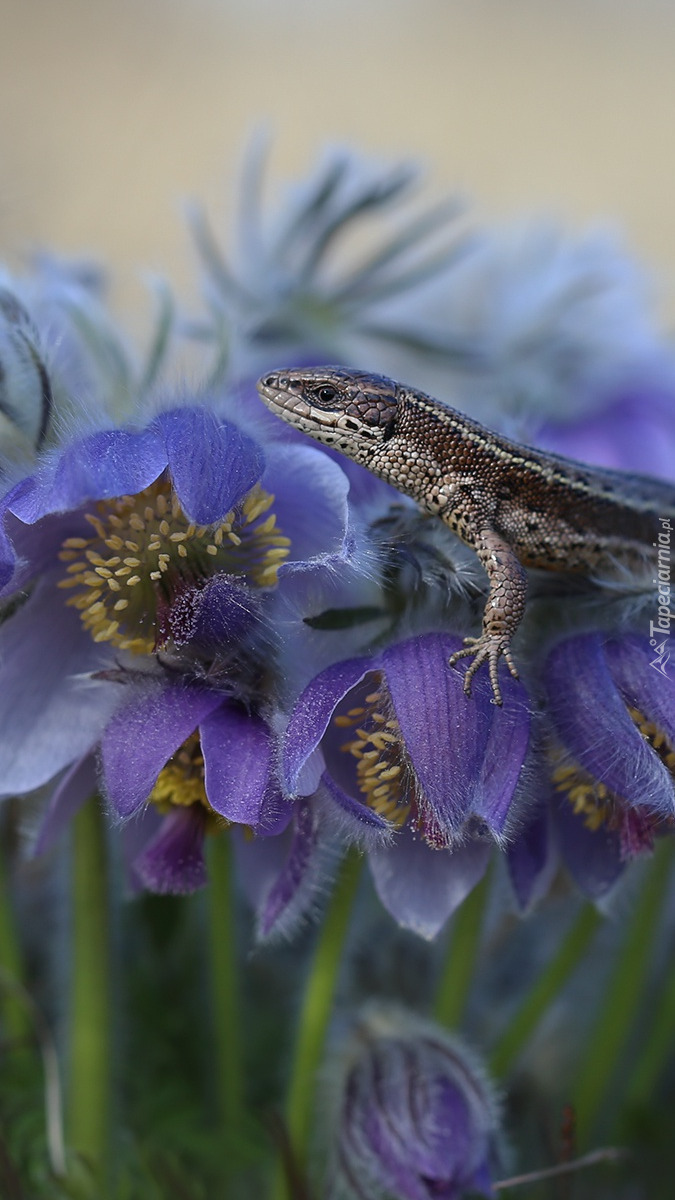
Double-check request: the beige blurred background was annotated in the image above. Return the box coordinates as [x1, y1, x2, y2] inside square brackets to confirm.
[1, 0, 675, 327]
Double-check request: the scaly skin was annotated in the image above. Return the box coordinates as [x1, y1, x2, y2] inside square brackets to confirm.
[257, 367, 675, 703]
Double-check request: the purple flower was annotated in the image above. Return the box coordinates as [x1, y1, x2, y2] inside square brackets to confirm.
[248, 632, 530, 939]
[537, 376, 675, 481]
[331, 1006, 500, 1200]
[507, 632, 675, 907]
[0, 400, 354, 891]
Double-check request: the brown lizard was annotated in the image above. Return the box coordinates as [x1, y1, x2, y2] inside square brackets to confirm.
[257, 367, 675, 703]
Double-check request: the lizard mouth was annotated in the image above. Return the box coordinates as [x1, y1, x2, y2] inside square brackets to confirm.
[257, 375, 314, 421]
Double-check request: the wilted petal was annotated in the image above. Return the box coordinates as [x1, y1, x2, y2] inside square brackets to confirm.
[166, 574, 260, 649]
[257, 799, 323, 938]
[0, 577, 120, 794]
[369, 830, 491, 940]
[101, 683, 223, 818]
[200, 704, 272, 825]
[132, 806, 208, 894]
[546, 634, 675, 814]
[283, 656, 373, 792]
[155, 407, 263, 525]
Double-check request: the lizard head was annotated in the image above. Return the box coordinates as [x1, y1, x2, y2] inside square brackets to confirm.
[256, 367, 401, 455]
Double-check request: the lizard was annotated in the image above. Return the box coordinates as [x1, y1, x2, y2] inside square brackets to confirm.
[256, 366, 675, 704]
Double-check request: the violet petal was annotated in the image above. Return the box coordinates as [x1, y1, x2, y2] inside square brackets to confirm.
[101, 682, 223, 818]
[474, 673, 530, 838]
[257, 799, 322, 938]
[552, 792, 625, 899]
[0, 577, 120, 794]
[283, 656, 373, 792]
[605, 634, 675, 749]
[321, 769, 393, 833]
[546, 634, 675, 814]
[33, 754, 98, 856]
[8, 428, 167, 523]
[132, 806, 208, 894]
[200, 704, 271, 826]
[383, 635, 491, 837]
[155, 407, 264, 525]
[506, 800, 553, 911]
[263, 443, 350, 563]
[369, 829, 491, 940]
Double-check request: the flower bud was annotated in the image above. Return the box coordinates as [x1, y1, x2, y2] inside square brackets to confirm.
[0, 287, 52, 458]
[330, 1006, 500, 1199]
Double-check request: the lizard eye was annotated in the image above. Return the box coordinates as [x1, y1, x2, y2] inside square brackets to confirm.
[312, 384, 339, 406]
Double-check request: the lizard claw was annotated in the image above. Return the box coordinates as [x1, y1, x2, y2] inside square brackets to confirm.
[448, 635, 519, 706]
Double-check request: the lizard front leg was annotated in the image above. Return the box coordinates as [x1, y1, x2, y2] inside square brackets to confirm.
[448, 526, 527, 704]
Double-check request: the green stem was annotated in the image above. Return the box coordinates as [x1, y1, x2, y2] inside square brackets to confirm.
[207, 835, 244, 1141]
[0, 837, 28, 1043]
[434, 864, 492, 1029]
[490, 902, 601, 1079]
[67, 797, 112, 1183]
[625, 945, 675, 1112]
[574, 838, 673, 1141]
[272, 850, 362, 1200]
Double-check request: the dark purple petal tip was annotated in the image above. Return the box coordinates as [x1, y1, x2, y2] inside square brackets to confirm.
[132, 807, 208, 895]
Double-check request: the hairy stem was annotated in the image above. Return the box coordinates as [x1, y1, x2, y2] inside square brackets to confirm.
[434, 865, 492, 1029]
[272, 850, 362, 1200]
[207, 835, 244, 1147]
[67, 797, 112, 1183]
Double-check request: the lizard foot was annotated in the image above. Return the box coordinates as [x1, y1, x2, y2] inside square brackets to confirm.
[448, 635, 519, 706]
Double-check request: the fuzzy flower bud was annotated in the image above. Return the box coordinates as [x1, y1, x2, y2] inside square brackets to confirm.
[329, 1006, 501, 1199]
[0, 287, 51, 459]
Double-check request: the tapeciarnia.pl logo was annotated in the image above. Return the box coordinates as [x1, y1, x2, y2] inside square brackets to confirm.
[649, 516, 673, 677]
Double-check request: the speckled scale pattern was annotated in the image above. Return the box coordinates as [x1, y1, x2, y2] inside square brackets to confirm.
[257, 367, 675, 703]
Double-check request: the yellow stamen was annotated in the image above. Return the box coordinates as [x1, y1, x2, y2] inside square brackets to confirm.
[336, 682, 411, 827]
[58, 477, 290, 654]
[148, 732, 228, 835]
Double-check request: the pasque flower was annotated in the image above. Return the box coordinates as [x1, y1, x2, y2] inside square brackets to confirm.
[255, 631, 531, 939]
[330, 1006, 500, 1200]
[0, 397, 356, 890]
[507, 632, 675, 908]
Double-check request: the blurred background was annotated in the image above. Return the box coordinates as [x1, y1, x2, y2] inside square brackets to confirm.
[1, 0, 675, 329]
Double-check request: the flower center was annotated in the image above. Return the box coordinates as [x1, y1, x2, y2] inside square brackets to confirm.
[551, 757, 613, 831]
[148, 731, 225, 833]
[627, 706, 675, 775]
[552, 706, 675, 830]
[335, 684, 412, 827]
[57, 476, 290, 654]
[550, 705, 675, 858]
